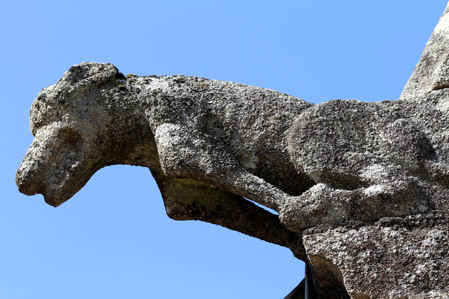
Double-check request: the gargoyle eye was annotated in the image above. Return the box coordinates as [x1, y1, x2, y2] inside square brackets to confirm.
[56, 128, 82, 146]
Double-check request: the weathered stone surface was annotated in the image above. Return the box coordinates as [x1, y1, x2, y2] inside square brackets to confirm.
[298, 3, 449, 297]
[303, 212, 449, 298]
[15, 62, 310, 259]
[15, 3, 449, 298]
[401, 3, 449, 99]
[280, 94, 449, 231]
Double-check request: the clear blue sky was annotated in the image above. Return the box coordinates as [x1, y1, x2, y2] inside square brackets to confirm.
[2, 1, 447, 298]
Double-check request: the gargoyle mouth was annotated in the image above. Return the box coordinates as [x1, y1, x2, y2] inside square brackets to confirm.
[16, 169, 67, 207]
[15, 143, 94, 208]
[16, 168, 90, 207]
[42, 192, 66, 207]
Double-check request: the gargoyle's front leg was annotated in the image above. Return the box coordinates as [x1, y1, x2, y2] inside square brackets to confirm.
[279, 178, 433, 232]
[154, 123, 290, 212]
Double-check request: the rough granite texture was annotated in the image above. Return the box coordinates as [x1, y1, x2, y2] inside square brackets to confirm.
[401, 3, 449, 99]
[16, 3, 449, 298]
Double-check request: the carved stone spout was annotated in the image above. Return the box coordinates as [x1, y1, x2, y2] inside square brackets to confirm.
[16, 3, 449, 298]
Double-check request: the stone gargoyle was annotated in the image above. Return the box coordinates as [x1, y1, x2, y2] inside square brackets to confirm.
[15, 3, 449, 298]
[15, 62, 449, 233]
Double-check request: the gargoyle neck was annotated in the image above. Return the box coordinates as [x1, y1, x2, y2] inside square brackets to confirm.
[100, 77, 160, 169]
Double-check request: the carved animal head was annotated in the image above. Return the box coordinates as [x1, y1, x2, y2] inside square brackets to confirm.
[16, 62, 130, 206]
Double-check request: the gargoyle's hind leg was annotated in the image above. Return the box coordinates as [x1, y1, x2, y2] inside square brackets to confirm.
[154, 123, 293, 212]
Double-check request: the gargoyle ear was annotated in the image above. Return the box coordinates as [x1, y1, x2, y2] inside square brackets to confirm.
[62, 62, 126, 87]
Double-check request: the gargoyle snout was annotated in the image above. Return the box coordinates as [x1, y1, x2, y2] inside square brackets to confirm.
[16, 152, 44, 196]
[15, 126, 100, 207]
